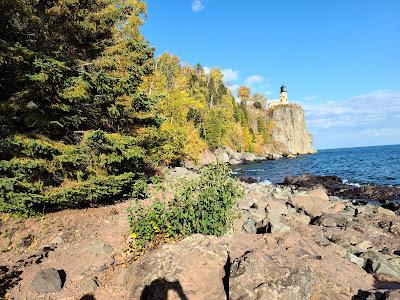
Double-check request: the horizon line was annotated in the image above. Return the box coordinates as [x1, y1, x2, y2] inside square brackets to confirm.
[317, 143, 400, 151]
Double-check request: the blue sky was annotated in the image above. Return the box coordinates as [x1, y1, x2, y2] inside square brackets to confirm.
[142, 0, 400, 149]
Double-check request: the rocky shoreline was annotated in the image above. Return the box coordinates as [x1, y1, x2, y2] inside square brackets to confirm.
[128, 168, 400, 299]
[284, 174, 400, 212]
[185, 145, 317, 169]
[1, 166, 400, 299]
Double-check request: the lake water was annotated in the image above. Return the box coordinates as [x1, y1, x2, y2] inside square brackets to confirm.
[233, 144, 400, 186]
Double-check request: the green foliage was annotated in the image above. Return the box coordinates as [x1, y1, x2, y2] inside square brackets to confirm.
[0, 0, 157, 137]
[0, 0, 276, 219]
[0, 132, 148, 216]
[0, 1, 159, 216]
[204, 108, 230, 150]
[253, 101, 262, 110]
[128, 164, 243, 253]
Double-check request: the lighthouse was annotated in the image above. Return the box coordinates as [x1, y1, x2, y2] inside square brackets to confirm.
[280, 85, 288, 104]
[268, 85, 290, 108]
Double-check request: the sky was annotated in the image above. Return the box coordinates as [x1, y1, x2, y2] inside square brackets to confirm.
[141, 0, 400, 150]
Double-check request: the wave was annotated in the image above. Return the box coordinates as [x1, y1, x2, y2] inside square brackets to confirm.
[342, 179, 361, 187]
[259, 179, 273, 186]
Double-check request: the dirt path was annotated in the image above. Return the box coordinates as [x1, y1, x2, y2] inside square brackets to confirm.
[1, 201, 131, 299]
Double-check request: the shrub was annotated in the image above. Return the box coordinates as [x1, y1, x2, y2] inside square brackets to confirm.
[128, 164, 243, 254]
[0, 131, 149, 216]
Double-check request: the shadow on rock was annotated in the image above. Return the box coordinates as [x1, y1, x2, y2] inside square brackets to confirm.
[0, 265, 23, 298]
[0, 245, 56, 298]
[140, 278, 188, 300]
[80, 295, 96, 300]
[352, 279, 400, 300]
[58, 269, 67, 288]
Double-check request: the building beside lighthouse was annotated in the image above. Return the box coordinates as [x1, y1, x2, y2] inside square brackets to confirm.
[269, 85, 289, 108]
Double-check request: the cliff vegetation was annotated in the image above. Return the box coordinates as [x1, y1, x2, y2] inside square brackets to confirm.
[0, 0, 313, 215]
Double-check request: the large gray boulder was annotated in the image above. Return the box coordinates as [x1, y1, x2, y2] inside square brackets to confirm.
[31, 268, 63, 294]
[361, 250, 400, 279]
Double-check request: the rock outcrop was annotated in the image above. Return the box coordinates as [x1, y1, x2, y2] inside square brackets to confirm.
[191, 103, 316, 167]
[267, 104, 315, 155]
[4, 167, 400, 299]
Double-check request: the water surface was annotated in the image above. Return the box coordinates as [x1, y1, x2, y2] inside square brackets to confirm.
[233, 144, 400, 186]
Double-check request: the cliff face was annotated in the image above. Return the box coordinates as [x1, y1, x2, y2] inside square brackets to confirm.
[267, 103, 315, 155]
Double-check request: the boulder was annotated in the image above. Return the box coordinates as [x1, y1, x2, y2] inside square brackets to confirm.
[312, 213, 350, 228]
[229, 159, 241, 165]
[268, 153, 283, 160]
[307, 188, 330, 201]
[83, 276, 99, 293]
[272, 187, 290, 200]
[214, 148, 230, 164]
[198, 150, 217, 166]
[346, 253, 365, 268]
[242, 217, 257, 234]
[243, 152, 256, 162]
[230, 249, 314, 300]
[376, 207, 396, 217]
[314, 235, 330, 247]
[290, 188, 343, 218]
[126, 235, 227, 300]
[249, 209, 267, 223]
[286, 212, 311, 225]
[224, 146, 242, 161]
[355, 241, 373, 252]
[237, 175, 258, 184]
[268, 217, 290, 233]
[361, 250, 400, 279]
[244, 190, 269, 210]
[284, 174, 400, 202]
[31, 268, 63, 294]
[266, 201, 288, 218]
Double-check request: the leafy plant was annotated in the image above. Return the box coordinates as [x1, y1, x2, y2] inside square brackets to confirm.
[128, 164, 243, 254]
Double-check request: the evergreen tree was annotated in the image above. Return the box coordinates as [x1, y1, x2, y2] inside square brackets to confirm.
[0, 0, 157, 138]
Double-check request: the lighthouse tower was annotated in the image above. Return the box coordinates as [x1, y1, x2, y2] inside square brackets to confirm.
[280, 85, 288, 104]
[268, 85, 290, 108]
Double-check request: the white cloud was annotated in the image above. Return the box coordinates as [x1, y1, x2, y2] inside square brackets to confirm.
[244, 75, 264, 86]
[203, 66, 211, 75]
[305, 95, 318, 101]
[304, 90, 400, 131]
[222, 68, 239, 82]
[192, 0, 205, 12]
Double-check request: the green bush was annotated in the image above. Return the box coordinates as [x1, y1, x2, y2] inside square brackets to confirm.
[0, 131, 149, 216]
[128, 164, 243, 253]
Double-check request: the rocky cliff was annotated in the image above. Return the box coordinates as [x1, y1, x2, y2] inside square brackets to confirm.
[191, 103, 316, 167]
[267, 103, 315, 155]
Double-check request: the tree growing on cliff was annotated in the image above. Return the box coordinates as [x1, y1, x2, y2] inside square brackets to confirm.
[253, 93, 267, 109]
[238, 86, 251, 105]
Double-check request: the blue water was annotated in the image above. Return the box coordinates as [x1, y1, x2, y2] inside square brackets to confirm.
[233, 144, 400, 186]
